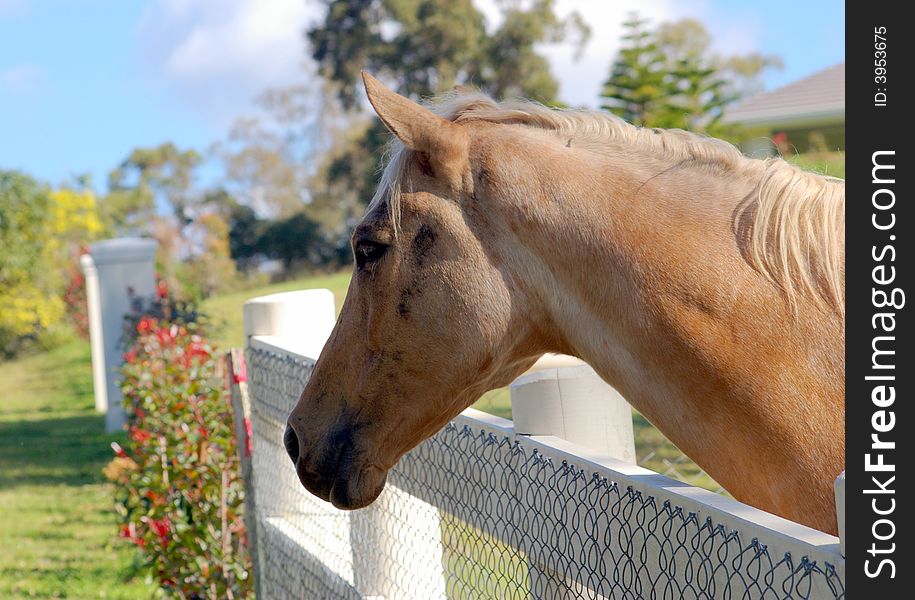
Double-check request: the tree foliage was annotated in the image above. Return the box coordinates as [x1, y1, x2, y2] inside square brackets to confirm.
[1, 172, 103, 356]
[107, 143, 202, 226]
[304, 0, 589, 240]
[310, 0, 589, 108]
[601, 15, 781, 133]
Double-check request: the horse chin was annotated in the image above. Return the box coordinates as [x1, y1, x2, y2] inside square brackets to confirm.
[329, 465, 389, 510]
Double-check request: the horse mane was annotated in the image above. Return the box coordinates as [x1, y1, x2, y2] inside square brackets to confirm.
[371, 91, 845, 315]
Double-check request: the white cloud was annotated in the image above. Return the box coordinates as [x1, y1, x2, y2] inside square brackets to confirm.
[136, 0, 320, 126]
[542, 0, 681, 107]
[0, 63, 44, 92]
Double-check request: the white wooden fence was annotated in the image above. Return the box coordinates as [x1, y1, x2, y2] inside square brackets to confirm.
[233, 290, 846, 600]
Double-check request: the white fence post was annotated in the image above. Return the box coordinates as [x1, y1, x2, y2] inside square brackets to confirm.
[243, 289, 336, 355]
[835, 471, 846, 557]
[80, 253, 107, 414]
[511, 365, 635, 599]
[511, 365, 636, 462]
[85, 238, 158, 433]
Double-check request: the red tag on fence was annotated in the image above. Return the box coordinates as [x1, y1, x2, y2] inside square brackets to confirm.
[244, 417, 253, 457]
[233, 355, 247, 383]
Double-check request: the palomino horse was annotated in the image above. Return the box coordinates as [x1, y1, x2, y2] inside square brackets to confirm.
[285, 72, 845, 534]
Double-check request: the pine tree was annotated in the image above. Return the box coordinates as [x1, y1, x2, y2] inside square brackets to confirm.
[599, 15, 668, 126]
[662, 56, 734, 132]
[601, 16, 780, 133]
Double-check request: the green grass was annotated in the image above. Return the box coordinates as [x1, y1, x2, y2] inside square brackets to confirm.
[0, 342, 154, 599]
[788, 150, 845, 179]
[203, 271, 352, 348]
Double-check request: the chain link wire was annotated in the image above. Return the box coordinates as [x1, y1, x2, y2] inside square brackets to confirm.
[245, 346, 845, 600]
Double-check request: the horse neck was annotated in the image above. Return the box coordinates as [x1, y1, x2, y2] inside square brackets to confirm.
[498, 148, 843, 523]
[508, 151, 763, 389]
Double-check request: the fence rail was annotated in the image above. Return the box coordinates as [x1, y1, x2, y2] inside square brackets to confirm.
[238, 333, 844, 600]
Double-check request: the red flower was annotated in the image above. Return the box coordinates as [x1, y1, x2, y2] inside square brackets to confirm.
[186, 340, 210, 360]
[137, 317, 154, 334]
[111, 442, 127, 458]
[129, 426, 152, 444]
[119, 522, 145, 548]
[155, 280, 169, 299]
[123, 349, 137, 364]
[143, 516, 171, 547]
[155, 325, 176, 346]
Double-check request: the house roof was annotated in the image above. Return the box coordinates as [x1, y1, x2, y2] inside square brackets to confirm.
[724, 62, 845, 127]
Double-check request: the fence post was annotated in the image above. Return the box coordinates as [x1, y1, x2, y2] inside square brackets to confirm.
[86, 238, 158, 433]
[511, 365, 635, 600]
[511, 365, 636, 462]
[80, 253, 107, 414]
[243, 289, 336, 357]
[835, 471, 845, 557]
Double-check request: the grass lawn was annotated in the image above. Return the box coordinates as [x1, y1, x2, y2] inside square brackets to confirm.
[0, 341, 154, 598]
[788, 150, 845, 179]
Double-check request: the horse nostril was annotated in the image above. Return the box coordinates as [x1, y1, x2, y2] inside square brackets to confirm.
[284, 424, 300, 465]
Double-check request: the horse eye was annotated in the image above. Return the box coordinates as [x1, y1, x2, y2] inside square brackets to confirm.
[355, 241, 388, 269]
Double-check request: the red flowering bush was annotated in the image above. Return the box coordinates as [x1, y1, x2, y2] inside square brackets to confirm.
[62, 265, 89, 339]
[108, 308, 253, 597]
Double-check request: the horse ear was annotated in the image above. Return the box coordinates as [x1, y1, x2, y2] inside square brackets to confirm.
[362, 71, 468, 184]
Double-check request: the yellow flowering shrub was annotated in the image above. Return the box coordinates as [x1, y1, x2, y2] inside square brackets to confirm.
[1, 172, 103, 356]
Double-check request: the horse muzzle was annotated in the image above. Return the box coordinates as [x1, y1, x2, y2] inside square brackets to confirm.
[283, 422, 387, 509]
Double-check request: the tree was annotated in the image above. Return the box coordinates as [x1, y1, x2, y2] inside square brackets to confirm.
[601, 16, 781, 133]
[180, 212, 240, 299]
[108, 143, 203, 227]
[599, 15, 668, 125]
[474, 1, 589, 103]
[227, 203, 264, 271]
[214, 85, 323, 221]
[259, 212, 330, 271]
[310, 0, 588, 107]
[103, 143, 212, 292]
[654, 19, 781, 133]
[0, 172, 103, 356]
[304, 0, 589, 231]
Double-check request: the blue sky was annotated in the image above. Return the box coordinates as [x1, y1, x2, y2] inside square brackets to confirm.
[0, 0, 844, 190]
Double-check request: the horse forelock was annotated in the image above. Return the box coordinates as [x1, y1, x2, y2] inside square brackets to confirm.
[368, 90, 845, 315]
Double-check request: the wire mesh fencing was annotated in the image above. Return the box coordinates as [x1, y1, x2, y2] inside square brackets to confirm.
[241, 341, 845, 600]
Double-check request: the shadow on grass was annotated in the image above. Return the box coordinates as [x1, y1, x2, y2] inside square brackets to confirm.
[0, 413, 118, 489]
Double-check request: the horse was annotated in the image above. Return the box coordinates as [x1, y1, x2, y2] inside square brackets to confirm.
[284, 72, 845, 534]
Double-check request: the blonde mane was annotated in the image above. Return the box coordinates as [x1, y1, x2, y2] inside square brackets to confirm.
[370, 92, 845, 314]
